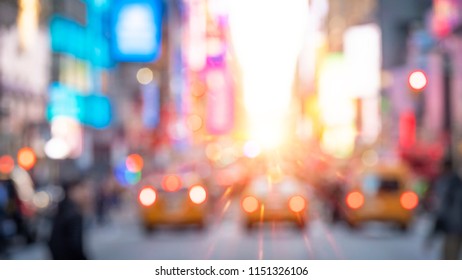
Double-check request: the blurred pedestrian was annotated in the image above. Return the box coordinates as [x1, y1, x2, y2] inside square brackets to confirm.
[0, 177, 9, 255]
[48, 178, 91, 260]
[95, 178, 108, 226]
[426, 158, 462, 259]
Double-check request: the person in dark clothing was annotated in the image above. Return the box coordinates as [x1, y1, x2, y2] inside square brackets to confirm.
[427, 158, 462, 259]
[48, 178, 91, 260]
[0, 179, 9, 255]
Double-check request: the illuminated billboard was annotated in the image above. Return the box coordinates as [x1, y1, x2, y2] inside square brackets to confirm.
[111, 0, 164, 62]
[205, 68, 234, 135]
[47, 83, 112, 129]
[432, 0, 461, 38]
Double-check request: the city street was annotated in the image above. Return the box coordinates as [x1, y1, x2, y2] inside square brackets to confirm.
[2, 0, 462, 263]
[9, 199, 442, 260]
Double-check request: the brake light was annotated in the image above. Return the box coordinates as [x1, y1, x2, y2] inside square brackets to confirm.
[242, 196, 259, 213]
[189, 185, 207, 204]
[139, 186, 157, 207]
[162, 175, 182, 192]
[400, 191, 418, 210]
[346, 191, 364, 209]
[289, 195, 306, 213]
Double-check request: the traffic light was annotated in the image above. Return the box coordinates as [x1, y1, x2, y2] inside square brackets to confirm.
[408, 70, 427, 92]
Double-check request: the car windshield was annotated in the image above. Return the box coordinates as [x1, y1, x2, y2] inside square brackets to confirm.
[362, 174, 401, 195]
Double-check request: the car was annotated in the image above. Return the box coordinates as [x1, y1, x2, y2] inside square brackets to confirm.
[342, 163, 419, 230]
[240, 171, 310, 230]
[137, 167, 209, 232]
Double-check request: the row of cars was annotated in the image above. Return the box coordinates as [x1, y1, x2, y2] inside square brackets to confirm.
[135, 155, 421, 232]
[135, 159, 305, 231]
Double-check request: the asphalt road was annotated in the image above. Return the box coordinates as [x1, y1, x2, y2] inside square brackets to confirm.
[8, 198, 444, 260]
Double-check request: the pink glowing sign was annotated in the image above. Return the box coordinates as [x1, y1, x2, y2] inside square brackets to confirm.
[432, 0, 461, 38]
[183, 0, 207, 71]
[205, 68, 234, 134]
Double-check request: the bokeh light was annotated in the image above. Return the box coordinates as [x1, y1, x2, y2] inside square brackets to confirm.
[44, 137, 71, 160]
[346, 191, 365, 209]
[139, 187, 156, 206]
[189, 185, 207, 204]
[125, 170, 142, 185]
[400, 191, 419, 210]
[186, 114, 203, 132]
[289, 195, 306, 213]
[115, 162, 141, 187]
[242, 196, 259, 213]
[0, 155, 15, 174]
[126, 154, 144, 172]
[17, 147, 37, 170]
[136, 67, 154, 85]
[408, 70, 427, 91]
[162, 174, 182, 192]
[33, 191, 51, 209]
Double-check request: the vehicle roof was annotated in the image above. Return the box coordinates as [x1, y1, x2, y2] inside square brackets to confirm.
[362, 163, 410, 178]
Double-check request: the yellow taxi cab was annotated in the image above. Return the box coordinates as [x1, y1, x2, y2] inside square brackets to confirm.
[137, 167, 209, 232]
[241, 169, 310, 229]
[343, 163, 419, 230]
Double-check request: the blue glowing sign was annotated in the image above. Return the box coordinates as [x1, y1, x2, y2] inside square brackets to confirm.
[50, 15, 113, 67]
[47, 83, 112, 129]
[111, 0, 164, 62]
[83, 94, 112, 129]
[50, 16, 88, 60]
[47, 83, 85, 121]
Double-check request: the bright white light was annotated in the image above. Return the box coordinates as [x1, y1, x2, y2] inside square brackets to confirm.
[116, 4, 157, 55]
[321, 125, 356, 159]
[184, 0, 207, 71]
[243, 141, 261, 158]
[50, 117, 82, 159]
[229, 0, 308, 148]
[318, 54, 356, 125]
[344, 24, 381, 98]
[189, 185, 207, 204]
[207, 0, 229, 17]
[409, 70, 427, 91]
[45, 137, 70, 160]
[318, 55, 357, 158]
[250, 120, 286, 149]
[361, 96, 381, 144]
[139, 187, 156, 206]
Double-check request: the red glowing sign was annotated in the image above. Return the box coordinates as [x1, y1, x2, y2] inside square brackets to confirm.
[399, 111, 416, 149]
